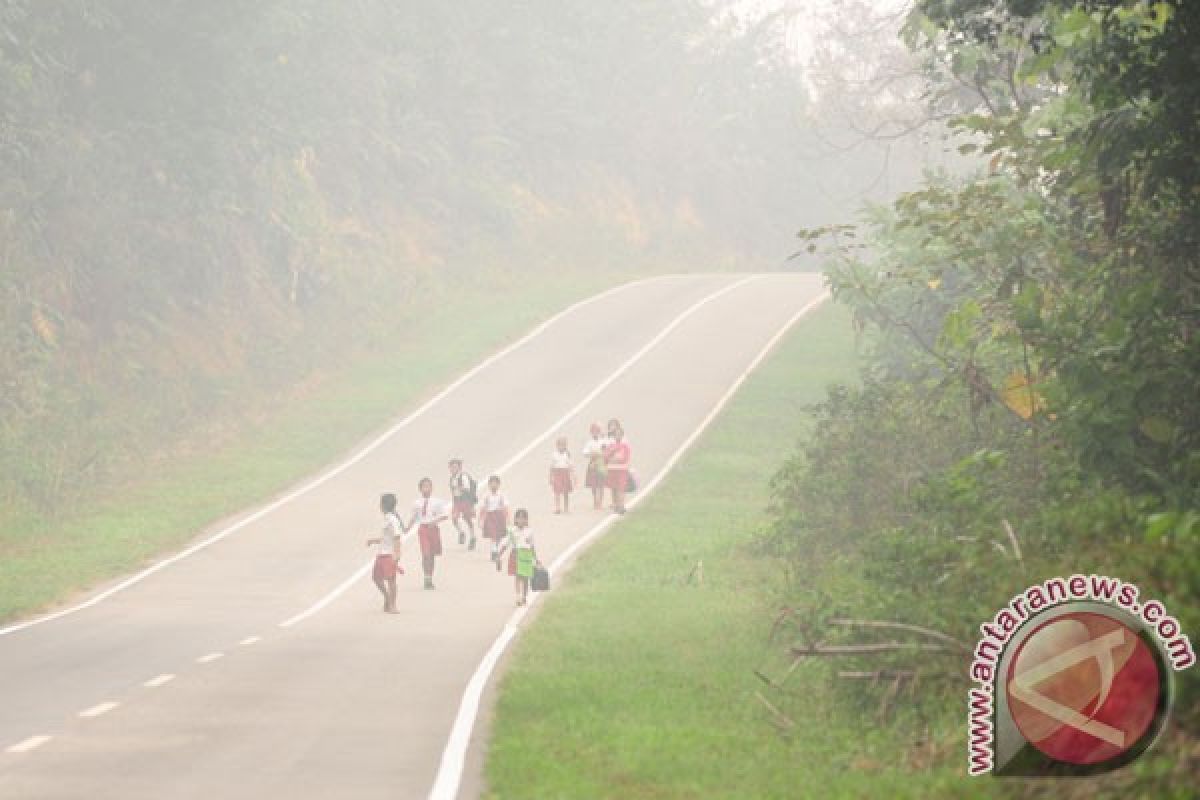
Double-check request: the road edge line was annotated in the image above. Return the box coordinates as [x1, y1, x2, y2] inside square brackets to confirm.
[275, 276, 757, 629]
[427, 287, 831, 800]
[0, 276, 671, 637]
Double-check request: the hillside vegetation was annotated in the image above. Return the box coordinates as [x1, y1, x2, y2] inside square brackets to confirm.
[768, 1, 1197, 792]
[1, 2, 882, 521]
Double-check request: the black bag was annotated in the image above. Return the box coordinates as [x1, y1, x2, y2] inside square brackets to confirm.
[454, 471, 478, 503]
[531, 565, 550, 592]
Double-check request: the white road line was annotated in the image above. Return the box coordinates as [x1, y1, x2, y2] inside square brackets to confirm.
[6, 735, 52, 754]
[274, 276, 757, 630]
[196, 652, 224, 664]
[144, 673, 176, 688]
[278, 562, 372, 628]
[0, 276, 664, 638]
[490, 276, 756, 476]
[239, 635, 261, 646]
[79, 702, 119, 719]
[428, 288, 830, 800]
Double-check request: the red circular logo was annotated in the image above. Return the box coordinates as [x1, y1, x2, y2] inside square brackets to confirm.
[1006, 612, 1161, 765]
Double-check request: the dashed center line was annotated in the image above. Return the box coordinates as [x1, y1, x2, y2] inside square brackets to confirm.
[6, 735, 52, 754]
[144, 673, 175, 688]
[79, 702, 119, 718]
[239, 635, 261, 646]
[276, 277, 758, 632]
[196, 652, 224, 664]
[0, 277, 652, 640]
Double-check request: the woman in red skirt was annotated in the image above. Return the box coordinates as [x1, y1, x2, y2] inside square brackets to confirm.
[476, 475, 509, 569]
[605, 425, 632, 514]
[549, 436, 575, 514]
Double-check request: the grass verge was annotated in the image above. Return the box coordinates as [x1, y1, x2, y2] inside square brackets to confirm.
[0, 269, 632, 624]
[483, 300, 986, 799]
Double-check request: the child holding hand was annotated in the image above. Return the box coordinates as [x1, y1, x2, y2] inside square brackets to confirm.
[365, 493, 407, 613]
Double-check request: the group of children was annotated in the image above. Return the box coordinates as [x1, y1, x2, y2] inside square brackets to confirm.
[365, 419, 634, 610]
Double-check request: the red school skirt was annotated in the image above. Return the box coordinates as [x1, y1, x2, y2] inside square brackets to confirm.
[373, 554, 398, 580]
[551, 467, 573, 494]
[482, 509, 507, 541]
[418, 524, 443, 557]
[585, 462, 605, 489]
[605, 466, 628, 490]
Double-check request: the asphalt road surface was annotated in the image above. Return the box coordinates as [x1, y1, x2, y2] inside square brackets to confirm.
[0, 273, 827, 799]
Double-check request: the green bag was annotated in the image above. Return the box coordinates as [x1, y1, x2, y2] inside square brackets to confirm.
[515, 547, 535, 579]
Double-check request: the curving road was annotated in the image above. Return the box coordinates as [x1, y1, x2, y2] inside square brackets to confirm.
[0, 273, 827, 799]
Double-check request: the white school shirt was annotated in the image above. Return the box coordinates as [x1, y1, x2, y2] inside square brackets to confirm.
[581, 436, 610, 460]
[412, 496, 449, 525]
[550, 450, 572, 469]
[510, 527, 535, 551]
[481, 492, 507, 513]
[377, 512, 402, 556]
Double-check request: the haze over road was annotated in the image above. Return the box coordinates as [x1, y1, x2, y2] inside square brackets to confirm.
[0, 273, 826, 799]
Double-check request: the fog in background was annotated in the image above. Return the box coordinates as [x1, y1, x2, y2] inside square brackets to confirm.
[0, 0, 956, 508]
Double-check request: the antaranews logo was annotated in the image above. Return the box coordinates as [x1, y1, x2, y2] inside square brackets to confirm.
[967, 574, 1194, 777]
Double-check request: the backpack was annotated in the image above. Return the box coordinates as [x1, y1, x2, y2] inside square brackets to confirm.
[456, 471, 478, 503]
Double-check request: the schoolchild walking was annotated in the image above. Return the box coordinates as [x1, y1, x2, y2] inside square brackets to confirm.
[407, 477, 449, 590]
[498, 508, 538, 606]
[549, 436, 575, 514]
[581, 422, 610, 511]
[448, 458, 478, 549]
[605, 424, 632, 515]
[476, 475, 509, 569]
[365, 493, 407, 613]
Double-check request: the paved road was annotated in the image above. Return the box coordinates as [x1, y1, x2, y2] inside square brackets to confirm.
[0, 273, 826, 799]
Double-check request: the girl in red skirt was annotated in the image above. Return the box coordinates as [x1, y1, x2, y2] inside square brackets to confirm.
[365, 493, 406, 613]
[476, 475, 509, 570]
[548, 436, 575, 514]
[497, 509, 537, 606]
[581, 422, 609, 510]
[406, 477, 449, 590]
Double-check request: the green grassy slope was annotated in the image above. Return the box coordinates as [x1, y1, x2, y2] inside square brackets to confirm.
[484, 301, 985, 799]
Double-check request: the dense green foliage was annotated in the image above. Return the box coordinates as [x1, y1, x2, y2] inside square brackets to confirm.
[771, 0, 1197, 788]
[0, 1, 838, 516]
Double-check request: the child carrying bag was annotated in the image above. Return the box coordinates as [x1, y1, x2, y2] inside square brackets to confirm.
[531, 565, 550, 592]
